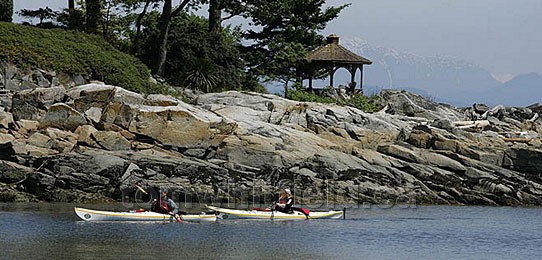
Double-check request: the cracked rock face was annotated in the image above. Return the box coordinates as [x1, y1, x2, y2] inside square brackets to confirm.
[0, 81, 541, 206]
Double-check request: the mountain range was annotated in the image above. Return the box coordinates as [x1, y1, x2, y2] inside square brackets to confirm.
[337, 38, 542, 107]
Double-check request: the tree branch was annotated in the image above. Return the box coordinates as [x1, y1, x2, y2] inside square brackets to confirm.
[221, 12, 236, 21]
[171, 0, 191, 17]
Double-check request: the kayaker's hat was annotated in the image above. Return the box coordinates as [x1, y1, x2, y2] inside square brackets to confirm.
[284, 188, 291, 195]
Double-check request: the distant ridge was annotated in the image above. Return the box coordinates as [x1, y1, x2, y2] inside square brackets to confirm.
[341, 37, 501, 106]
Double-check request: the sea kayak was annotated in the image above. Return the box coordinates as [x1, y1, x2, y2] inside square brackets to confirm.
[206, 205, 344, 220]
[74, 207, 217, 222]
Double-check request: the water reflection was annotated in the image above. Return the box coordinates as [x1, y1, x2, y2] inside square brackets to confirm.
[1, 203, 542, 259]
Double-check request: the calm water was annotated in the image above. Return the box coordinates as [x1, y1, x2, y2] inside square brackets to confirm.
[1, 203, 541, 260]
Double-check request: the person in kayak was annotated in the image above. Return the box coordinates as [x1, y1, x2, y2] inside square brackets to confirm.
[274, 188, 294, 214]
[151, 191, 181, 222]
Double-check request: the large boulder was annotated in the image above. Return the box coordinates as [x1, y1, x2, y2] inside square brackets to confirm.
[75, 125, 99, 147]
[68, 84, 144, 112]
[380, 89, 464, 122]
[503, 147, 542, 174]
[92, 131, 131, 151]
[45, 128, 78, 153]
[38, 103, 87, 131]
[377, 144, 466, 172]
[0, 111, 14, 129]
[0, 160, 33, 184]
[127, 105, 232, 149]
[145, 94, 179, 106]
[11, 87, 66, 120]
[27, 132, 52, 149]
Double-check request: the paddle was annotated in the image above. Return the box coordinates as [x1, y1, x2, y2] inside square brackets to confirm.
[268, 201, 277, 220]
[135, 184, 148, 195]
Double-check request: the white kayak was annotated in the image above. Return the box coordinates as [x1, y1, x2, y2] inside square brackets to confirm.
[206, 205, 344, 220]
[74, 207, 217, 222]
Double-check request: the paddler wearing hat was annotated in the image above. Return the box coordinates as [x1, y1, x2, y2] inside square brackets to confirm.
[275, 188, 294, 214]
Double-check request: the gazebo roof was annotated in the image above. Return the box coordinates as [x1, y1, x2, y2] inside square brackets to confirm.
[307, 34, 372, 65]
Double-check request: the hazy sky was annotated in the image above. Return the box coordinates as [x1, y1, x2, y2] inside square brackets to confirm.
[13, 0, 542, 75]
[324, 0, 541, 76]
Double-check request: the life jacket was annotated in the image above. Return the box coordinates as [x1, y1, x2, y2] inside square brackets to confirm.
[152, 199, 170, 214]
[159, 200, 170, 213]
[276, 197, 294, 213]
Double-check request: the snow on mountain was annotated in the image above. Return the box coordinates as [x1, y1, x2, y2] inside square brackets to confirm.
[266, 37, 540, 107]
[341, 37, 501, 106]
[483, 73, 542, 106]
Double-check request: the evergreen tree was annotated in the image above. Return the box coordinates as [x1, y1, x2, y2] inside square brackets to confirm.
[0, 0, 13, 22]
[18, 7, 58, 26]
[242, 0, 347, 88]
[85, 0, 101, 33]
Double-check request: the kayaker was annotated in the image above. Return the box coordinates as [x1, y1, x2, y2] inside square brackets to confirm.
[151, 191, 181, 222]
[275, 188, 294, 213]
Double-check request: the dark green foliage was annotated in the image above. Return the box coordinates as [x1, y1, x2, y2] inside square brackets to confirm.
[2, 0, 349, 98]
[0, 22, 163, 94]
[56, 9, 86, 31]
[139, 13, 244, 92]
[242, 0, 348, 84]
[349, 92, 382, 113]
[288, 83, 336, 104]
[85, 0, 101, 33]
[0, 0, 13, 22]
[18, 7, 58, 26]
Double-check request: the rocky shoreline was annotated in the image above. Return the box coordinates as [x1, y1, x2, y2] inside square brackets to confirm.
[1, 65, 542, 206]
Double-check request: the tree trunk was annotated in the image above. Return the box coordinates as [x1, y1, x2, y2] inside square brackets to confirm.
[155, 0, 190, 76]
[155, 0, 173, 76]
[284, 79, 289, 98]
[68, 0, 75, 10]
[208, 0, 222, 33]
[85, 0, 101, 34]
[132, 0, 152, 54]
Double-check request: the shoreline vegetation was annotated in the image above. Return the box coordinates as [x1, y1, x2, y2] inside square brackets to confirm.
[1, 13, 542, 207]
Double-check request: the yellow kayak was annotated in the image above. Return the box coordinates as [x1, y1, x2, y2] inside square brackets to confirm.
[206, 205, 344, 220]
[74, 207, 217, 222]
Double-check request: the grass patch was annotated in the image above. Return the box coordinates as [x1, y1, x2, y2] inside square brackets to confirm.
[0, 22, 168, 94]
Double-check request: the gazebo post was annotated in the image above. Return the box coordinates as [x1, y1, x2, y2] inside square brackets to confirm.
[329, 67, 335, 88]
[359, 65, 364, 95]
[349, 66, 357, 94]
[309, 75, 313, 91]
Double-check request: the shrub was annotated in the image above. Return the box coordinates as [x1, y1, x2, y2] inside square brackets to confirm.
[0, 22, 166, 94]
[288, 83, 336, 104]
[288, 83, 383, 113]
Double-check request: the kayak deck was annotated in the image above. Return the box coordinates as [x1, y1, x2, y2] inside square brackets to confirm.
[206, 205, 344, 220]
[74, 207, 216, 222]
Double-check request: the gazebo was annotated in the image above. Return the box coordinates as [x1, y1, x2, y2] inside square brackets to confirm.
[298, 34, 372, 94]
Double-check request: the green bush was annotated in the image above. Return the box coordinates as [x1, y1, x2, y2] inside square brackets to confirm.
[288, 83, 382, 113]
[288, 83, 336, 104]
[349, 93, 381, 112]
[0, 22, 166, 94]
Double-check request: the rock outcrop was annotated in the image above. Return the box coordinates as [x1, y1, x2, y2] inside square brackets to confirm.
[1, 79, 542, 206]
